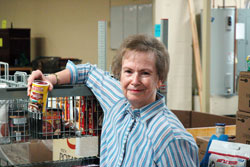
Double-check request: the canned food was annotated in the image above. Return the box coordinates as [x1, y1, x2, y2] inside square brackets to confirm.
[215, 123, 225, 137]
[29, 80, 49, 113]
[30, 108, 63, 139]
[9, 116, 27, 125]
[12, 130, 29, 142]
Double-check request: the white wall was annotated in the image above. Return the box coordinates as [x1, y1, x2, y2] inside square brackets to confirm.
[154, 0, 200, 111]
[0, 0, 110, 65]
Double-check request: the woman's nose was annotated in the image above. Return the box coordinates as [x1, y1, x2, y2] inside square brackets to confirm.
[131, 73, 140, 85]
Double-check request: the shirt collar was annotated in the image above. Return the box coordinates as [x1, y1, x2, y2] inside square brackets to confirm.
[124, 93, 166, 122]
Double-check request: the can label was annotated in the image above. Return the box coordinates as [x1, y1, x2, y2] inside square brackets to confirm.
[216, 126, 225, 137]
[15, 131, 22, 142]
[29, 80, 49, 113]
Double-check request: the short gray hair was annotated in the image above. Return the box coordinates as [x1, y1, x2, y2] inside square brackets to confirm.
[111, 34, 170, 83]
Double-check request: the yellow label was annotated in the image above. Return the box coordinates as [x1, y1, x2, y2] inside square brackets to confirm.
[29, 81, 49, 113]
[0, 38, 2, 47]
[1, 20, 7, 29]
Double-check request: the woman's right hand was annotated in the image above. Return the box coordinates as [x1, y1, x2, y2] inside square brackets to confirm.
[27, 70, 54, 96]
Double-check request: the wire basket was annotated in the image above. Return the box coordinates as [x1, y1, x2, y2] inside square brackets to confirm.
[0, 61, 103, 143]
[0, 87, 103, 144]
[0, 62, 102, 166]
[30, 96, 103, 140]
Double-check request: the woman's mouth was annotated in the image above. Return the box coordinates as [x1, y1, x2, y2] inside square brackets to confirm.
[129, 89, 142, 93]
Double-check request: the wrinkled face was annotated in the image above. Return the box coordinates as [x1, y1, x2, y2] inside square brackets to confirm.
[120, 50, 162, 109]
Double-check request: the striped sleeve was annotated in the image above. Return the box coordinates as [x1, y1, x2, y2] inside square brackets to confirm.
[156, 139, 199, 167]
[66, 60, 124, 113]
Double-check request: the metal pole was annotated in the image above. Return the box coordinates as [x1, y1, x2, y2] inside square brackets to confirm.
[202, 0, 211, 113]
[160, 19, 169, 104]
[98, 21, 107, 71]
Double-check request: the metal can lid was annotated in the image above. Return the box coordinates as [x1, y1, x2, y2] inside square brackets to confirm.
[215, 123, 226, 126]
[32, 80, 49, 86]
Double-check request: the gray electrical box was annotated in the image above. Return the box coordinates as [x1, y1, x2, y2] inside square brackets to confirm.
[237, 9, 250, 77]
[110, 4, 153, 49]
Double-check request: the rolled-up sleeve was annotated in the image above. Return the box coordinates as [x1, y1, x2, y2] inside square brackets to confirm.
[66, 60, 124, 113]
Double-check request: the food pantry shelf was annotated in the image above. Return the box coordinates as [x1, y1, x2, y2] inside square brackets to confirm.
[0, 84, 93, 100]
[0, 68, 102, 166]
[0, 84, 103, 142]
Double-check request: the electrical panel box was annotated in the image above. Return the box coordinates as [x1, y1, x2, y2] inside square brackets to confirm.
[110, 4, 152, 49]
[237, 9, 250, 77]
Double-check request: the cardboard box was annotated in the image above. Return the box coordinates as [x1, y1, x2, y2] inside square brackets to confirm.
[171, 110, 236, 128]
[29, 140, 53, 162]
[236, 110, 250, 144]
[53, 138, 82, 161]
[238, 71, 250, 112]
[196, 136, 210, 162]
[53, 137, 98, 161]
[187, 125, 236, 141]
[0, 140, 52, 165]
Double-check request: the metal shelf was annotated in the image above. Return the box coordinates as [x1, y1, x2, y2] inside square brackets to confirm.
[0, 84, 93, 100]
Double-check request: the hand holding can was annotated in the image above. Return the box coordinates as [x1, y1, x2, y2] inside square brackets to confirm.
[29, 80, 49, 113]
[27, 70, 54, 96]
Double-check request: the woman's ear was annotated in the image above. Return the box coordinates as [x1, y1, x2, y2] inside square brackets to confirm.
[157, 80, 163, 89]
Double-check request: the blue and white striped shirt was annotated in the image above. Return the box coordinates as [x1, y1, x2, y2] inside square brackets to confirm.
[66, 61, 199, 167]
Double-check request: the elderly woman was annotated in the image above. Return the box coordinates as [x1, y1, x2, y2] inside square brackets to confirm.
[28, 34, 199, 167]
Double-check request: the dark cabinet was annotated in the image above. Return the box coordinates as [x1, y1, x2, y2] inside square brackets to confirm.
[0, 28, 30, 66]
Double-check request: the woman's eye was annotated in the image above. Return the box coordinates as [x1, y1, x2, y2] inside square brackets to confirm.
[142, 72, 150, 75]
[125, 70, 132, 74]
